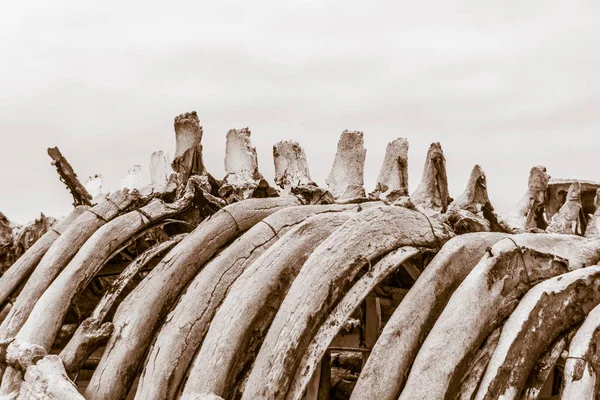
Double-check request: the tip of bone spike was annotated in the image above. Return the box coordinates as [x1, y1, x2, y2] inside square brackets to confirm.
[326, 130, 366, 200]
[273, 140, 314, 190]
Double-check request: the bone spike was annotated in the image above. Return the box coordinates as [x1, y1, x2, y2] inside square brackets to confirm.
[326, 130, 366, 200]
[149, 151, 171, 190]
[273, 141, 315, 191]
[500, 165, 550, 232]
[120, 165, 143, 190]
[219, 128, 277, 203]
[547, 181, 586, 235]
[445, 165, 494, 233]
[411, 142, 450, 213]
[84, 174, 104, 201]
[585, 189, 600, 237]
[371, 138, 409, 202]
[171, 111, 205, 180]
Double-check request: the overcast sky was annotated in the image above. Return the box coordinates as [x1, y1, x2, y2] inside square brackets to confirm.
[1, 1, 599, 224]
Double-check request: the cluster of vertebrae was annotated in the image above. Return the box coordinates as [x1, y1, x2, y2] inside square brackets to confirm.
[1, 110, 600, 400]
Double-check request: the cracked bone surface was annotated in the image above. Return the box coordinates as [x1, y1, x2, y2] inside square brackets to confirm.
[10, 112, 600, 400]
[585, 189, 600, 237]
[501, 165, 550, 231]
[325, 130, 366, 200]
[371, 138, 409, 202]
[547, 181, 586, 235]
[219, 128, 276, 202]
[171, 111, 205, 181]
[273, 140, 315, 191]
[411, 142, 450, 213]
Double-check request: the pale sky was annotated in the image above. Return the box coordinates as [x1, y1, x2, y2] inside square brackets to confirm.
[1, 1, 599, 224]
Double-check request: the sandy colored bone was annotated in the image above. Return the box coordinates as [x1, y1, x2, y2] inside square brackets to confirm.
[585, 189, 600, 237]
[150, 150, 171, 190]
[286, 246, 422, 400]
[547, 181, 586, 235]
[84, 174, 104, 202]
[171, 111, 206, 182]
[446, 165, 505, 233]
[0, 206, 86, 309]
[561, 302, 600, 399]
[399, 243, 569, 400]
[120, 165, 143, 190]
[16, 355, 84, 400]
[411, 142, 450, 213]
[371, 138, 409, 202]
[0, 191, 137, 343]
[325, 130, 366, 200]
[456, 327, 502, 400]
[84, 196, 301, 400]
[59, 234, 186, 376]
[273, 140, 315, 191]
[179, 212, 355, 400]
[501, 166, 550, 231]
[521, 328, 575, 400]
[241, 205, 454, 399]
[136, 205, 355, 400]
[475, 265, 600, 400]
[219, 128, 277, 203]
[47, 147, 93, 207]
[351, 233, 508, 400]
[8, 179, 205, 371]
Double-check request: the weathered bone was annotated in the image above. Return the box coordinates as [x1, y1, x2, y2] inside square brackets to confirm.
[475, 265, 600, 400]
[456, 327, 502, 400]
[547, 181, 586, 235]
[0, 191, 137, 342]
[446, 165, 504, 233]
[120, 165, 143, 190]
[179, 212, 355, 400]
[273, 141, 315, 191]
[16, 355, 84, 400]
[47, 147, 93, 207]
[325, 130, 366, 200]
[59, 234, 187, 375]
[136, 205, 356, 400]
[149, 150, 171, 191]
[84, 174, 105, 202]
[84, 196, 301, 400]
[7, 179, 205, 371]
[218, 128, 277, 203]
[411, 142, 450, 213]
[521, 328, 575, 400]
[352, 233, 509, 400]
[585, 189, 600, 237]
[241, 205, 454, 399]
[400, 242, 569, 400]
[501, 166, 550, 232]
[0, 206, 86, 309]
[171, 111, 205, 182]
[286, 246, 422, 400]
[371, 138, 409, 202]
[561, 302, 600, 399]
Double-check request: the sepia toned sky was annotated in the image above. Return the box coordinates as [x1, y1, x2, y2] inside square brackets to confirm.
[1, 1, 599, 223]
